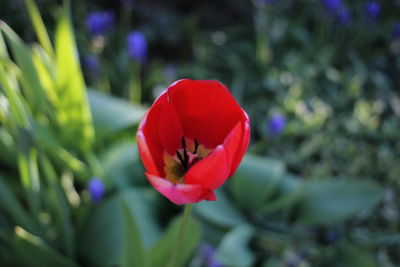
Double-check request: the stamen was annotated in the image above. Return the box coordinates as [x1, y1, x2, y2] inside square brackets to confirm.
[194, 139, 199, 154]
[176, 151, 186, 170]
[181, 136, 186, 150]
[181, 136, 189, 164]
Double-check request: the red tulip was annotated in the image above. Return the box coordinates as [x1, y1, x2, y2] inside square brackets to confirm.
[137, 79, 250, 205]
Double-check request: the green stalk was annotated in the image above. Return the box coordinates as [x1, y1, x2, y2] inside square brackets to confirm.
[129, 63, 142, 104]
[167, 204, 193, 267]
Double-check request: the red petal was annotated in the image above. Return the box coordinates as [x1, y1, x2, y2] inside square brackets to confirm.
[229, 110, 250, 176]
[185, 145, 230, 190]
[158, 95, 184, 155]
[137, 130, 159, 176]
[222, 121, 243, 174]
[137, 101, 165, 176]
[167, 79, 245, 149]
[145, 173, 216, 205]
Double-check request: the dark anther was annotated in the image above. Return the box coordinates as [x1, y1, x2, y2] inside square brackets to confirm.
[181, 136, 186, 150]
[181, 136, 189, 164]
[176, 151, 187, 170]
[193, 139, 199, 154]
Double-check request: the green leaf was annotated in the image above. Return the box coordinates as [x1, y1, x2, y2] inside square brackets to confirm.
[23, 0, 54, 56]
[0, 57, 30, 129]
[100, 141, 139, 187]
[297, 178, 384, 225]
[230, 154, 286, 210]
[336, 243, 377, 267]
[32, 46, 58, 106]
[79, 189, 160, 266]
[0, 175, 38, 235]
[0, 21, 47, 113]
[121, 189, 161, 248]
[120, 198, 145, 267]
[40, 156, 74, 257]
[194, 189, 246, 228]
[88, 89, 146, 140]
[16, 148, 41, 217]
[32, 120, 87, 175]
[148, 214, 201, 267]
[54, 3, 94, 152]
[13, 227, 80, 267]
[215, 224, 255, 267]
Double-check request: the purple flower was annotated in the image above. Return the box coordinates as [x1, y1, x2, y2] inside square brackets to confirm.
[85, 55, 99, 74]
[336, 7, 351, 26]
[127, 31, 147, 64]
[199, 244, 223, 267]
[393, 22, 400, 41]
[88, 178, 105, 203]
[364, 1, 380, 20]
[268, 114, 286, 136]
[321, 0, 342, 13]
[85, 11, 115, 36]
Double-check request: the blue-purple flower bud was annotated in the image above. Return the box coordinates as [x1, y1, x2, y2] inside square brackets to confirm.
[88, 177, 105, 203]
[85, 11, 115, 36]
[127, 31, 148, 64]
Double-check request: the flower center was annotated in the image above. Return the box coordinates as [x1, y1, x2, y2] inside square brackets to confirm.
[164, 136, 211, 184]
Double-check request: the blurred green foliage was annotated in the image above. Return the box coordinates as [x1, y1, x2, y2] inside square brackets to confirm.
[0, 0, 399, 266]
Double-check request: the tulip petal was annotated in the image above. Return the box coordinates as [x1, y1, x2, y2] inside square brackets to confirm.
[185, 145, 230, 190]
[137, 103, 165, 176]
[167, 79, 245, 149]
[145, 173, 216, 205]
[158, 95, 184, 155]
[229, 110, 251, 176]
[137, 130, 159, 176]
[223, 121, 243, 174]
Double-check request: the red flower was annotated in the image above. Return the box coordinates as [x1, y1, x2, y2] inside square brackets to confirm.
[137, 79, 250, 205]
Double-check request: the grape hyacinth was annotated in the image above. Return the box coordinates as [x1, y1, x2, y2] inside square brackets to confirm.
[199, 244, 223, 267]
[88, 177, 105, 203]
[364, 1, 381, 20]
[85, 55, 100, 75]
[85, 11, 115, 36]
[268, 114, 286, 136]
[336, 7, 351, 26]
[321, 0, 342, 13]
[393, 22, 400, 41]
[127, 31, 148, 64]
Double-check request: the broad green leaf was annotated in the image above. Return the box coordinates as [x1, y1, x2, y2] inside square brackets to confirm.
[99, 141, 141, 188]
[32, 119, 87, 176]
[40, 156, 74, 257]
[215, 224, 255, 267]
[120, 198, 145, 267]
[88, 89, 146, 140]
[336, 243, 376, 267]
[1, 22, 47, 113]
[258, 174, 303, 215]
[17, 148, 41, 217]
[23, 0, 54, 56]
[230, 154, 285, 210]
[55, 4, 94, 152]
[148, 214, 201, 267]
[0, 175, 38, 235]
[32, 46, 58, 106]
[121, 189, 161, 248]
[194, 189, 246, 228]
[0, 128, 16, 166]
[79, 189, 159, 266]
[14, 227, 80, 267]
[297, 178, 384, 225]
[0, 61, 30, 128]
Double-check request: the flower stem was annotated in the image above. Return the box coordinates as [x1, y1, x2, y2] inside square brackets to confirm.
[167, 203, 193, 267]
